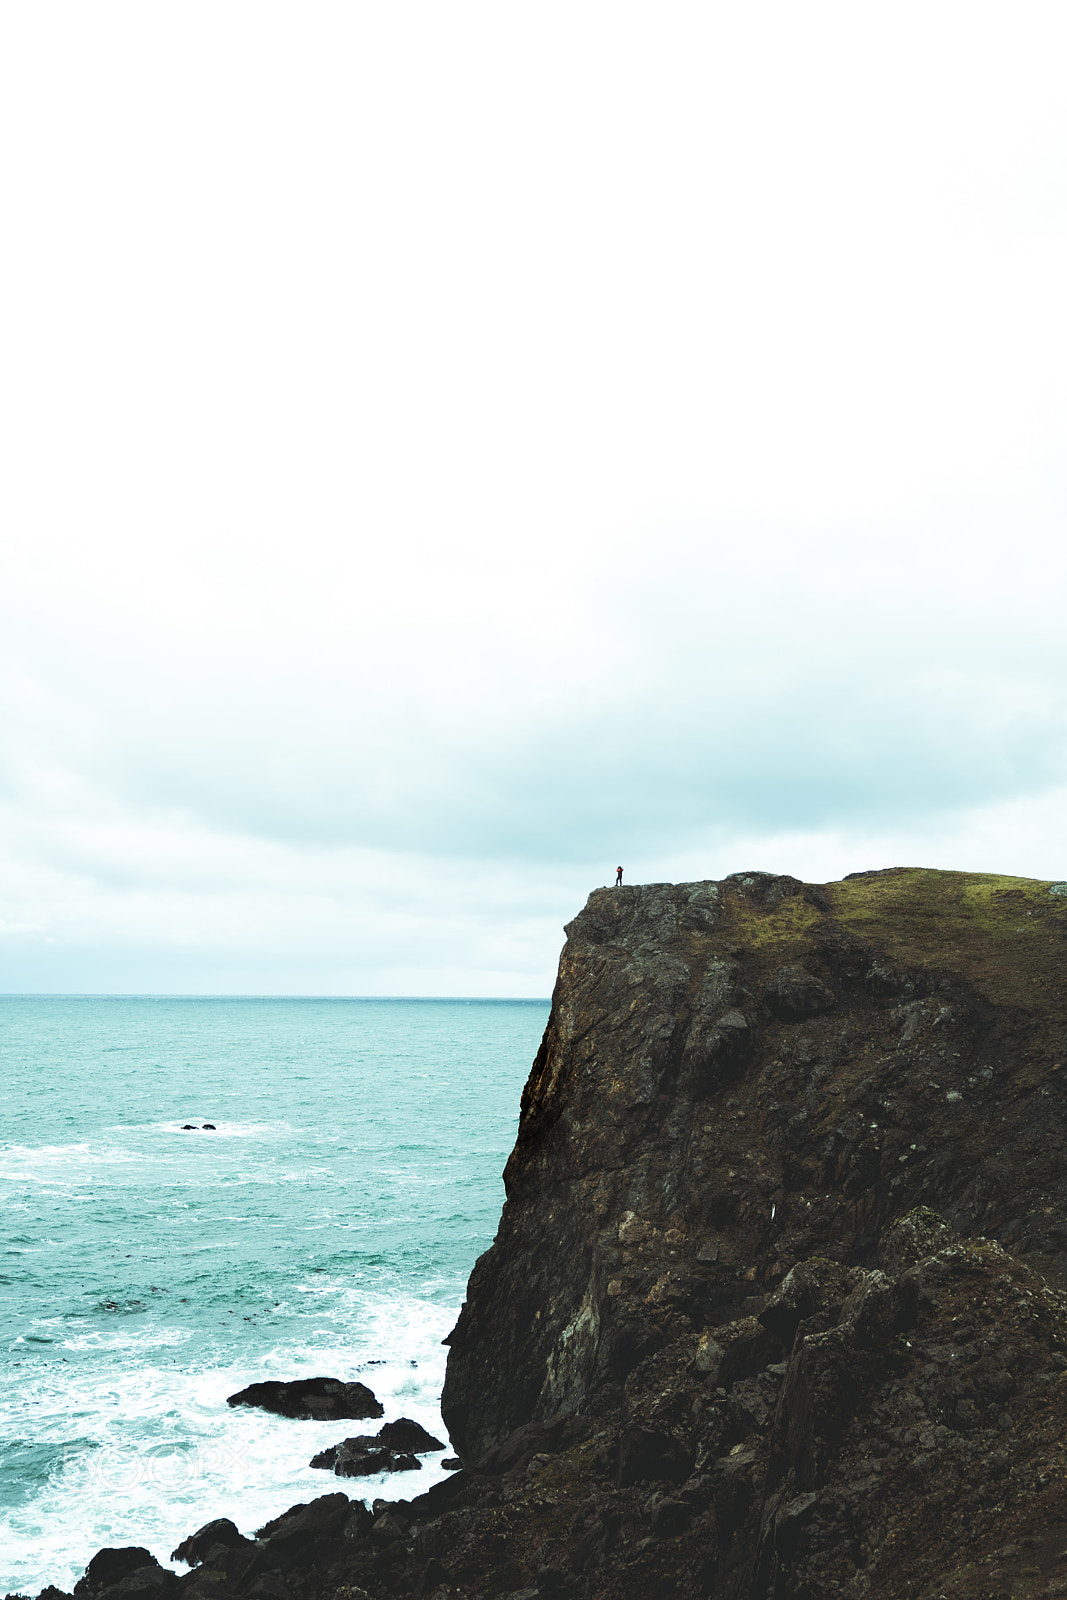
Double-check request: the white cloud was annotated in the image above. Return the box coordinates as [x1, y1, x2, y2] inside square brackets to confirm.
[2, 2, 1066, 989]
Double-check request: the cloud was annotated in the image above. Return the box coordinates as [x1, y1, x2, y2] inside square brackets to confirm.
[2, 2, 1066, 989]
[6, 515, 1064, 861]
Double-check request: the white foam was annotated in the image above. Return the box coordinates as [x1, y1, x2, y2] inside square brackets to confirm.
[0, 1142, 152, 1181]
[132, 1121, 296, 1140]
[0, 1293, 459, 1595]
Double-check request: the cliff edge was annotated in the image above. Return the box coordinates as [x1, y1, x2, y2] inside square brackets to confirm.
[30, 868, 1067, 1600]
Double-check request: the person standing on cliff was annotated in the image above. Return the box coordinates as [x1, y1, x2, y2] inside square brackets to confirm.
[615, 866, 623, 886]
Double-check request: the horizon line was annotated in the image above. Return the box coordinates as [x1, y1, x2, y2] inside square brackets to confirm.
[0, 991, 552, 1002]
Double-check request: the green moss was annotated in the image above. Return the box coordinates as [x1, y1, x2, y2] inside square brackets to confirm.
[719, 888, 822, 957]
[715, 868, 1067, 1031]
[828, 868, 1067, 1012]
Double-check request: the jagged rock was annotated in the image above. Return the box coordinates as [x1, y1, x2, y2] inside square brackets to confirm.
[171, 1519, 251, 1566]
[73, 1550, 176, 1599]
[226, 1377, 383, 1420]
[377, 1416, 445, 1452]
[254, 1493, 353, 1563]
[369, 1509, 410, 1543]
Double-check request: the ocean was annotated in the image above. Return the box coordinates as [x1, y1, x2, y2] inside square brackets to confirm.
[0, 995, 549, 1596]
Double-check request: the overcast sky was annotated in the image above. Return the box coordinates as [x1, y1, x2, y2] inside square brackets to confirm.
[2, 2, 1066, 996]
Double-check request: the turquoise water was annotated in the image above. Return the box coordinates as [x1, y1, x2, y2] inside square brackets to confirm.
[0, 996, 548, 1595]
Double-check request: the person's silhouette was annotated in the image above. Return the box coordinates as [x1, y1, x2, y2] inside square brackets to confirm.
[615, 866, 623, 886]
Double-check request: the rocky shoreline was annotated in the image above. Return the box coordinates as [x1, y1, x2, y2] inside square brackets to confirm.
[17, 869, 1067, 1600]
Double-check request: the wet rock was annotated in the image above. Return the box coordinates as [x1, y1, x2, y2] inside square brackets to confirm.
[171, 1519, 251, 1566]
[254, 1493, 351, 1561]
[377, 1416, 445, 1452]
[310, 1442, 421, 1477]
[310, 1415, 443, 1474]
[226, 1377, 383, 1420]
[73, 1551, 176, 1599]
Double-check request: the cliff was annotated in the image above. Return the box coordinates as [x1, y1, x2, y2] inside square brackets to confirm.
[442, 869, 1067, 1463]
[30, 869, 1067, 1600]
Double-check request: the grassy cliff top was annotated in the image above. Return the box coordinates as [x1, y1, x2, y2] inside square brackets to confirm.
[721, 867, 1067, 1016]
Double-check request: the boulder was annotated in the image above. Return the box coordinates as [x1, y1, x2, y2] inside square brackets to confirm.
[226, 1376, 383, 1420]
[377, 1416, 445, 1452]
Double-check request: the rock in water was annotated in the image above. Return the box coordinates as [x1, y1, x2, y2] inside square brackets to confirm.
[309, 1442, 421, 1477]
[309, 1415, 443, 1475]
[225, 1375, 383, 1419]
[377, 1415, 445, 1451]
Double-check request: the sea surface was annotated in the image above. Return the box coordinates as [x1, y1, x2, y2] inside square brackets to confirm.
[0, 995, 549, 1595]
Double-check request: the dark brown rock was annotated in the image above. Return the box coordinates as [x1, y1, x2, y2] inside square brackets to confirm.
[74, 1551, 157, 1594]
[309, 1416, 445, 1475]
[73, 1551, 176, 1600]
[309, 1442, 421, 1477]
[171, 1520, 250, 1567]
[225, 1377, 383, 1421]
[377, 1417, 445, 1452]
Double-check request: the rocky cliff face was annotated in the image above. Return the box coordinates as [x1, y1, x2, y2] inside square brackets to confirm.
[443, 869, 1067, 1466]
[38, 869, 1067, 1600]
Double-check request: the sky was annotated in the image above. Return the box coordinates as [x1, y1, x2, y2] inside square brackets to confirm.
[2, 1, 1066, 996]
